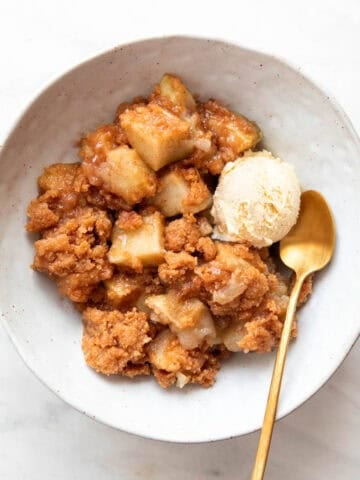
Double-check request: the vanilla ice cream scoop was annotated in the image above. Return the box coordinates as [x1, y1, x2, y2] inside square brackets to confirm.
[211, 151, 301, 248]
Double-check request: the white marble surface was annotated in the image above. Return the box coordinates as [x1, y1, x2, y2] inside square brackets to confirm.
[0, 0, 359, 478]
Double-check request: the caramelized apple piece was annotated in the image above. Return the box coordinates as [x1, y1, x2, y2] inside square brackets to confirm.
[108, 211, 165, 270]
[159, 74, 196, 111]
[200, 100, 261, 154]
[120, 103, 194, 170]
[148, 329, 195, 375]
[145, 291, 216, 349]
[96, 146, 156, 204]
[150, 167, 212, 217]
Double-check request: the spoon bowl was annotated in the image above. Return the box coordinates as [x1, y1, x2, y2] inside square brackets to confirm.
[280, 190, 336, 276]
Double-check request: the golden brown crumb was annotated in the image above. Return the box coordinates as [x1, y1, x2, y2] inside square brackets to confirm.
[165, 215, 202, 253]
[158, 251, 197, 285]
[238, 315, 283, 353]
[148, 330, 221, 388]
[123, 363, 151, 377]
[115, 97, 148, 122]
[153, 356, 220, 388]
[181, 167, 212, 207]
[38, 163, 82, 192]
[116, 211, 143, 231]
[195, 261, 232, 294]
[79, 124, 120, 167]
[26, 196, 59, 232]
[199, 100, 260, 154]
[82, 307, 152, 375]
[196, 237, 217, 261]
[164, 251, 198, 269]
[195, 242, 282, 321]
[84, 185, 132, 211]
[216, 242, 268, 273]
[26, 162, 90, 232]
[190, 353, 222, 387]
[152, 369, 177, 388]
[32, 207, 113, 302]
[148, 86, 186, 117]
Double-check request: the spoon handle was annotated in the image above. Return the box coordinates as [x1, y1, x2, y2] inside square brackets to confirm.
[251, 273, 306, 480]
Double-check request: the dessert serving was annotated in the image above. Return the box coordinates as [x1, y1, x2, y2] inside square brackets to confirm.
[26, 74, 312, 389]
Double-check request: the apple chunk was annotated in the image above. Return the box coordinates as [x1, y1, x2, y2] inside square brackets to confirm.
[201, 100, 261, 154]
[120, 103, 194, 171]
[159, 74, 196, 112]
[108, 211, 165, 270]
[145, 291, 216, 349]
[97, 146, 156, 204]
[149, 167, 212, 217]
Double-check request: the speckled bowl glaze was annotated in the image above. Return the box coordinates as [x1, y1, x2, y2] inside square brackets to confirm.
[1, 36, 359, 443]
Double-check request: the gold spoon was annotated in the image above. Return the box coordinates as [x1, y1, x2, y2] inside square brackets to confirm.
[251, 190, 336, 480]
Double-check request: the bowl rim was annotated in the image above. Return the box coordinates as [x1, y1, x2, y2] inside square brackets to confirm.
[1, 34, 360, 443]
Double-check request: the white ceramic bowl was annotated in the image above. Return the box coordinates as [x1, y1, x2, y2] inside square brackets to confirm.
[1, 36, 359, 443]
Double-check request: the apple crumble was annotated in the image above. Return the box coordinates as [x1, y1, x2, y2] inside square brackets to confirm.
[26, 74, 312, 388]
